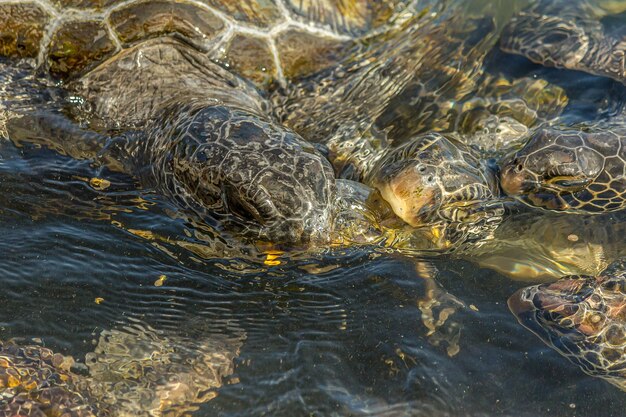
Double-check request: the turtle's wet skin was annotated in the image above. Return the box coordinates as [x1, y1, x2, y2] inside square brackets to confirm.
[366, 132, 504, 250]
[500, 127, 626, 213]
[0, 0, 512, 250]
[509, 259, 626, 391]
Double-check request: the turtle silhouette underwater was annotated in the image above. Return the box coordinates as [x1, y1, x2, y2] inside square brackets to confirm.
[509, 259, 626, 392]
[0, 318, 244, 417]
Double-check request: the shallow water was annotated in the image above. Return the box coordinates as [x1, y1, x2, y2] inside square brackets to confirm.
[2, 0, 626, 416]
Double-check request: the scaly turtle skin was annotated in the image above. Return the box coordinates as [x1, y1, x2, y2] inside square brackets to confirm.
[500, 0, 626, 85]
[0, 320, 243, 417]
[509, 259, 626, 392]
[500, 126, 626, 213]
[366, 132, 504, 250]
[4, 41, 337, 245]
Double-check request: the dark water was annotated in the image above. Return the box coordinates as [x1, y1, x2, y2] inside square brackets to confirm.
[2, 1, 626, 417]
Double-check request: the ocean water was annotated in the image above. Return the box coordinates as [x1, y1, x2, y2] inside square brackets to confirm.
[1, 0, 626, 416]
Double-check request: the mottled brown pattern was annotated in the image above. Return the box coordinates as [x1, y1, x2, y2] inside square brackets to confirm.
[0, 3, 50, 58]
[276, 29, 349, 79]
[510, 259, 626, 392]
[284, 0, 398, 34]
[500, 127, 626, 213]
[109, 0, 225, 48]
[501, 0, 626, 84]
[48, 20, 117, 79]
[201, 0, 283, 27]
[223, 34, 276, 88]
[50, 0, 119, 9]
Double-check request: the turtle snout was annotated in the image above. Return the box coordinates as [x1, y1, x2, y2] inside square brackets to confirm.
[500, 156, 528, 196]
[370, 161, 442, 227]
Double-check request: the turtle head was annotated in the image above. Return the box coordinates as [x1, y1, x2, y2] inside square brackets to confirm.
[368, 133, 501, 242]
[500, 129, 603, 211]
[221, 163, 335, 245]
[170, 107, 336, 246]
[509, 260, 626, 388]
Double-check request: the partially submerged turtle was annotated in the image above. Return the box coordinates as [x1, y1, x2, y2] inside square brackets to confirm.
[500, 125, 626, 213]
[0, 0, 423, 246]
[0, 0, 515, 252]
[499, 0, 626, 213]
[500, 0, 626, 86]
[0, 319, 243, 417]
[509, 259, 626, 392]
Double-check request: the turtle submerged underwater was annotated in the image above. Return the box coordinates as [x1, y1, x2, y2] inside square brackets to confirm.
[509, 259, 626, 392]
[0, 319, 243, 417]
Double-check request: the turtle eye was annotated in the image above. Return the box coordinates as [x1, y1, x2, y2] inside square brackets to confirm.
[415, 164, 427, 173]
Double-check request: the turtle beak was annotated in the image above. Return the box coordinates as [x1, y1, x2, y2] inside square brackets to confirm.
[371, 164, 441, 227]
[508, 287, 535, 317]
[500, 161, 526, 196]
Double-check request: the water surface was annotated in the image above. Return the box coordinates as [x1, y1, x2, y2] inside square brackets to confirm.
[1, 0, 626, 416]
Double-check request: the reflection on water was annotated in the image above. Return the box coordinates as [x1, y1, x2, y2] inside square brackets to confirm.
[1, 0, 626, 416]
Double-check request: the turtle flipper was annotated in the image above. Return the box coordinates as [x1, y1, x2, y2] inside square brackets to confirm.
[5, 110, 133, 174]
[501, 1, 626, 84]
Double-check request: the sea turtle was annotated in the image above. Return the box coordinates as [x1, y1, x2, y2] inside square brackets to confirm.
[0, 0, 415, 88]
[500, 125, 626, 213]
[0, 0, 424, 246]
[0, 0, 516, 253]
[498, 0, 626, 213]
[500, 0, 626, 86]
[0, 319, 244, 417]
[508, 258, 626, 392]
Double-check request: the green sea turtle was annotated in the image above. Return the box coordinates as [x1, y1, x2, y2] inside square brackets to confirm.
[500, 0, 626, 85]
[0, 0, 426, 246]
[0, 0, 517, 253]
[509, 259, 626, 392]
[498, 0, 626, 213]
[0, 319, 244, 417]
[500, 125, 626, 213]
